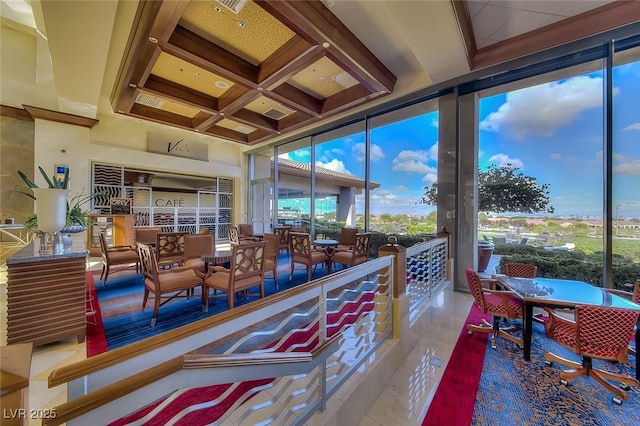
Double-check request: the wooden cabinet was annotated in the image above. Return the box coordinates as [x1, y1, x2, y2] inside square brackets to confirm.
[87, 214, 135, 256]
[6, 241, 87, 347]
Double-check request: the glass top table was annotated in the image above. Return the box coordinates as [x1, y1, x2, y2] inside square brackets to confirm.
[493, 274, 640, 379]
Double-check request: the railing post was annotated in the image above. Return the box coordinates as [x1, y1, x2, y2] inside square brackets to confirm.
[378, 236, 407, 339]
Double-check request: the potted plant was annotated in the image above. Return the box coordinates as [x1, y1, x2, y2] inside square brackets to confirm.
[17, 167, 102, 239]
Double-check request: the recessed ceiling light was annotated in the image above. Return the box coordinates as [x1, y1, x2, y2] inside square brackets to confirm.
[257, 87, 264, 91]
[194, 72, 200, 77]
[320, 76, 326, 80]
[322, 41, 330, 48]
[149, 36, 158, 44]
[215, 81, 230, 89]
[128, 83, 137, 88]
[214, 6, 221, 12]
[219, 112, 225, 116]
[237, 21, 246, 28]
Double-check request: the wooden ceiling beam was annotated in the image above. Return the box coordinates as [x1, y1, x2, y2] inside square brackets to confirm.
[130, 103, 195, 130]
[193, 113, 221, 132]
[258, 36, 317, 85]
[144, 75, 219, 113]
[270, 83, 322, 116]
[232, 109, 278, 132]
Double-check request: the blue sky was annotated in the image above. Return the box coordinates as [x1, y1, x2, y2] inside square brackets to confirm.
[281, 57, 640, 219]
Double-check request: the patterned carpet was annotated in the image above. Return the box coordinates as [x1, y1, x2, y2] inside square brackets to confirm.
[425, 305, 639, 425]
[86, 257, 333, 354]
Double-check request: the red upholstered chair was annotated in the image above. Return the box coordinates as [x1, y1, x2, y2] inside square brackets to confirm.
[543, 305, 640, 404]
[201, 241, 267, 311]
[505, 262, 537, 278]
[137, 243, 203, 326]
[289, 232, 330, 282]
[465, 268, 524, 349]
[605, 280, 640, 356]
[99, 233, 139, 285]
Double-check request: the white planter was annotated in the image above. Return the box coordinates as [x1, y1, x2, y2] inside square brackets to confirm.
[32, 188, 67, 233]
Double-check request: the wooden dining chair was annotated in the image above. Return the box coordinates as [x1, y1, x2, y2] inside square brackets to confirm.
[184, 233, 215, 274]
[543, 304, 639, 404]
[155, 232, 186, 269]
[274, 226, 292, 256]
[336, 227, 358, 252]
[201, 241, 267, 311]
[332, 232, 371, 270]
[98, 232, 139, 285]
[289, 232, 331, 282]
[137, 243, 203, 326]
[465, 267, 524, 349]
[263, 233, 280, 289]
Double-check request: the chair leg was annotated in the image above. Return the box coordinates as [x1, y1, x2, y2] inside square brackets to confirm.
[103, 264, 110, 286]
[273, 269, 279, 289]
[141, 288, 149, 311]
[100, 264, 106, 282]
[202, 286, 209, 312]
[151, 293, 160, 326]
[228, 291, 234, 310]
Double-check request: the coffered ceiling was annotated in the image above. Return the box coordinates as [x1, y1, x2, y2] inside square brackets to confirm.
[111, 0, 396, 146]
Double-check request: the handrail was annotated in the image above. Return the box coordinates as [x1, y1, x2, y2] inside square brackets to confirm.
[406, 236, 448, 258]
[49, 257, 392, 387]
[48, 275, 325, 387]
[43, 332, 342, 426]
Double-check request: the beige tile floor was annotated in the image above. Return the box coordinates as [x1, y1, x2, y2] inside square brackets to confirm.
[19, 259, 474, 426]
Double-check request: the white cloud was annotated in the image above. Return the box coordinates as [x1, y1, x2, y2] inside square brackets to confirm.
[422, 173, 437, 184]
[623, 123, 640, 131]
[488, 153, 524, 169]
[353, 143, 385, 161]
[395, 185, 408, 191]
[428, 143, 438, 161]
[596, 151, 629, 162]
[392, 150, 436, 174]
[549, 153, 562, 160]
[316, 159, 351, 175]
[480, 75, 607, 139]
[614, 160, 640, 176]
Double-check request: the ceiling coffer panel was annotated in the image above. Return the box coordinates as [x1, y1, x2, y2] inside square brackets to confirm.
[112, 0, 396, 146]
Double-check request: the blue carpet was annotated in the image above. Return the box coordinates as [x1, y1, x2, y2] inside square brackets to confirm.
[472, 319, 639, 425]
[93, 255, 333, 351]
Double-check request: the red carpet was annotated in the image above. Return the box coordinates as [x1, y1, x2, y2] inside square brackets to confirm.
[85, 271, 108, 357]
[422, 304, 490, 426]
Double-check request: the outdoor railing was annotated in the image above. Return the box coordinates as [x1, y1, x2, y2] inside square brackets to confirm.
[45, 256, 393, 426]
[406, 236, 449, 325]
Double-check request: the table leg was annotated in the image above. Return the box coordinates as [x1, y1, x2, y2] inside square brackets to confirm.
[523, 302, 533, 361]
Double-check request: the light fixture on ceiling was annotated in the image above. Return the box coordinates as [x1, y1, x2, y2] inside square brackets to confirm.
[215, 81, 230, 89]
[237, 21, 246, 28]
[148, 36, 158, 44]
[128, 83, 137, 88]
[215, 0, 248, 14]
[322, 41, 330, 48]
[194, 72, 201, 77]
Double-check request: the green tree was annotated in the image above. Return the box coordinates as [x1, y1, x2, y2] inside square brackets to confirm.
[421, 164, 554, 214]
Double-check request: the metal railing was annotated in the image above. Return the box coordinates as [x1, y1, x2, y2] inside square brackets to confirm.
[406, 237, 449, 325]
[46, 256, 393, 426]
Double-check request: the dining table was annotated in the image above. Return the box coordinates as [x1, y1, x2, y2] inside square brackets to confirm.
[201, 249, 233, 269]
[493, 274, 640, 379]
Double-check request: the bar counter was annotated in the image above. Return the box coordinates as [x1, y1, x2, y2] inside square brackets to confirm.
[5, 239, 88, 346]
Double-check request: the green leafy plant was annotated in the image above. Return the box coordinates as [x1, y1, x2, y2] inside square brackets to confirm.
[17, 168, 102, 231]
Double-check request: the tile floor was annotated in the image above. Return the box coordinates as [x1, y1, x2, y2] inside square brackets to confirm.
[19, 259, 474, 426]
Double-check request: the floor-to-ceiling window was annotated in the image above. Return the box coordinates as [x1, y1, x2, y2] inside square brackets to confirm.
[612, 44, 640, 286]
[276, 137, 312, 230]
[369, 99, 440, 236]
[314, 121, 366, 235]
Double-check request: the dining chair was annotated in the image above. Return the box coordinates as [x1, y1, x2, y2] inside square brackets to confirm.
[274, 226, 292, 256]
[605, 280, 640, 356]
[135, 226, 162, 246]
[184, 233, 215, 274]
[98, 232, 139, 285]
[201, 241, 267, 311]
[263, 233, 280, 290]
[505, 262, 537, 278]
[228, 226, 241, 245]
[289, 232, 331, 282]
[465, 267, 524, 349]
[543, 304, 640, 404]
[332, 232, 371, 270]
[155, 232, 186, 269]
[137, 243, 203, 326]
[238, 223, 261, 241]
[336, 227, 358, 252]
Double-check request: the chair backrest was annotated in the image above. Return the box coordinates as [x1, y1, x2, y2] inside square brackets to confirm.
[198, 227, 211, 235]
[229, 226, 240, 245]
[238, 224, 254, 238]
[492, 236, 507, 244]
[339, 227, 358, 247]
[576, 305, 640, 363]
[99, 233, 109, 260]
[290, 232, 311, 259]
[263, 233, 279, 260]
[228, 241, 267, 284]
[274, 226, 291, 247]
[137, 243, 160, 284]
[632, 280, 640, 304]
[352, 232, 372, 262]
[135, 226, 161, 245]
[465, 268, 486, 312]
[505, 262, 537, 278]
[184, 233, 215, 261]
[155, 232, 185, 263]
